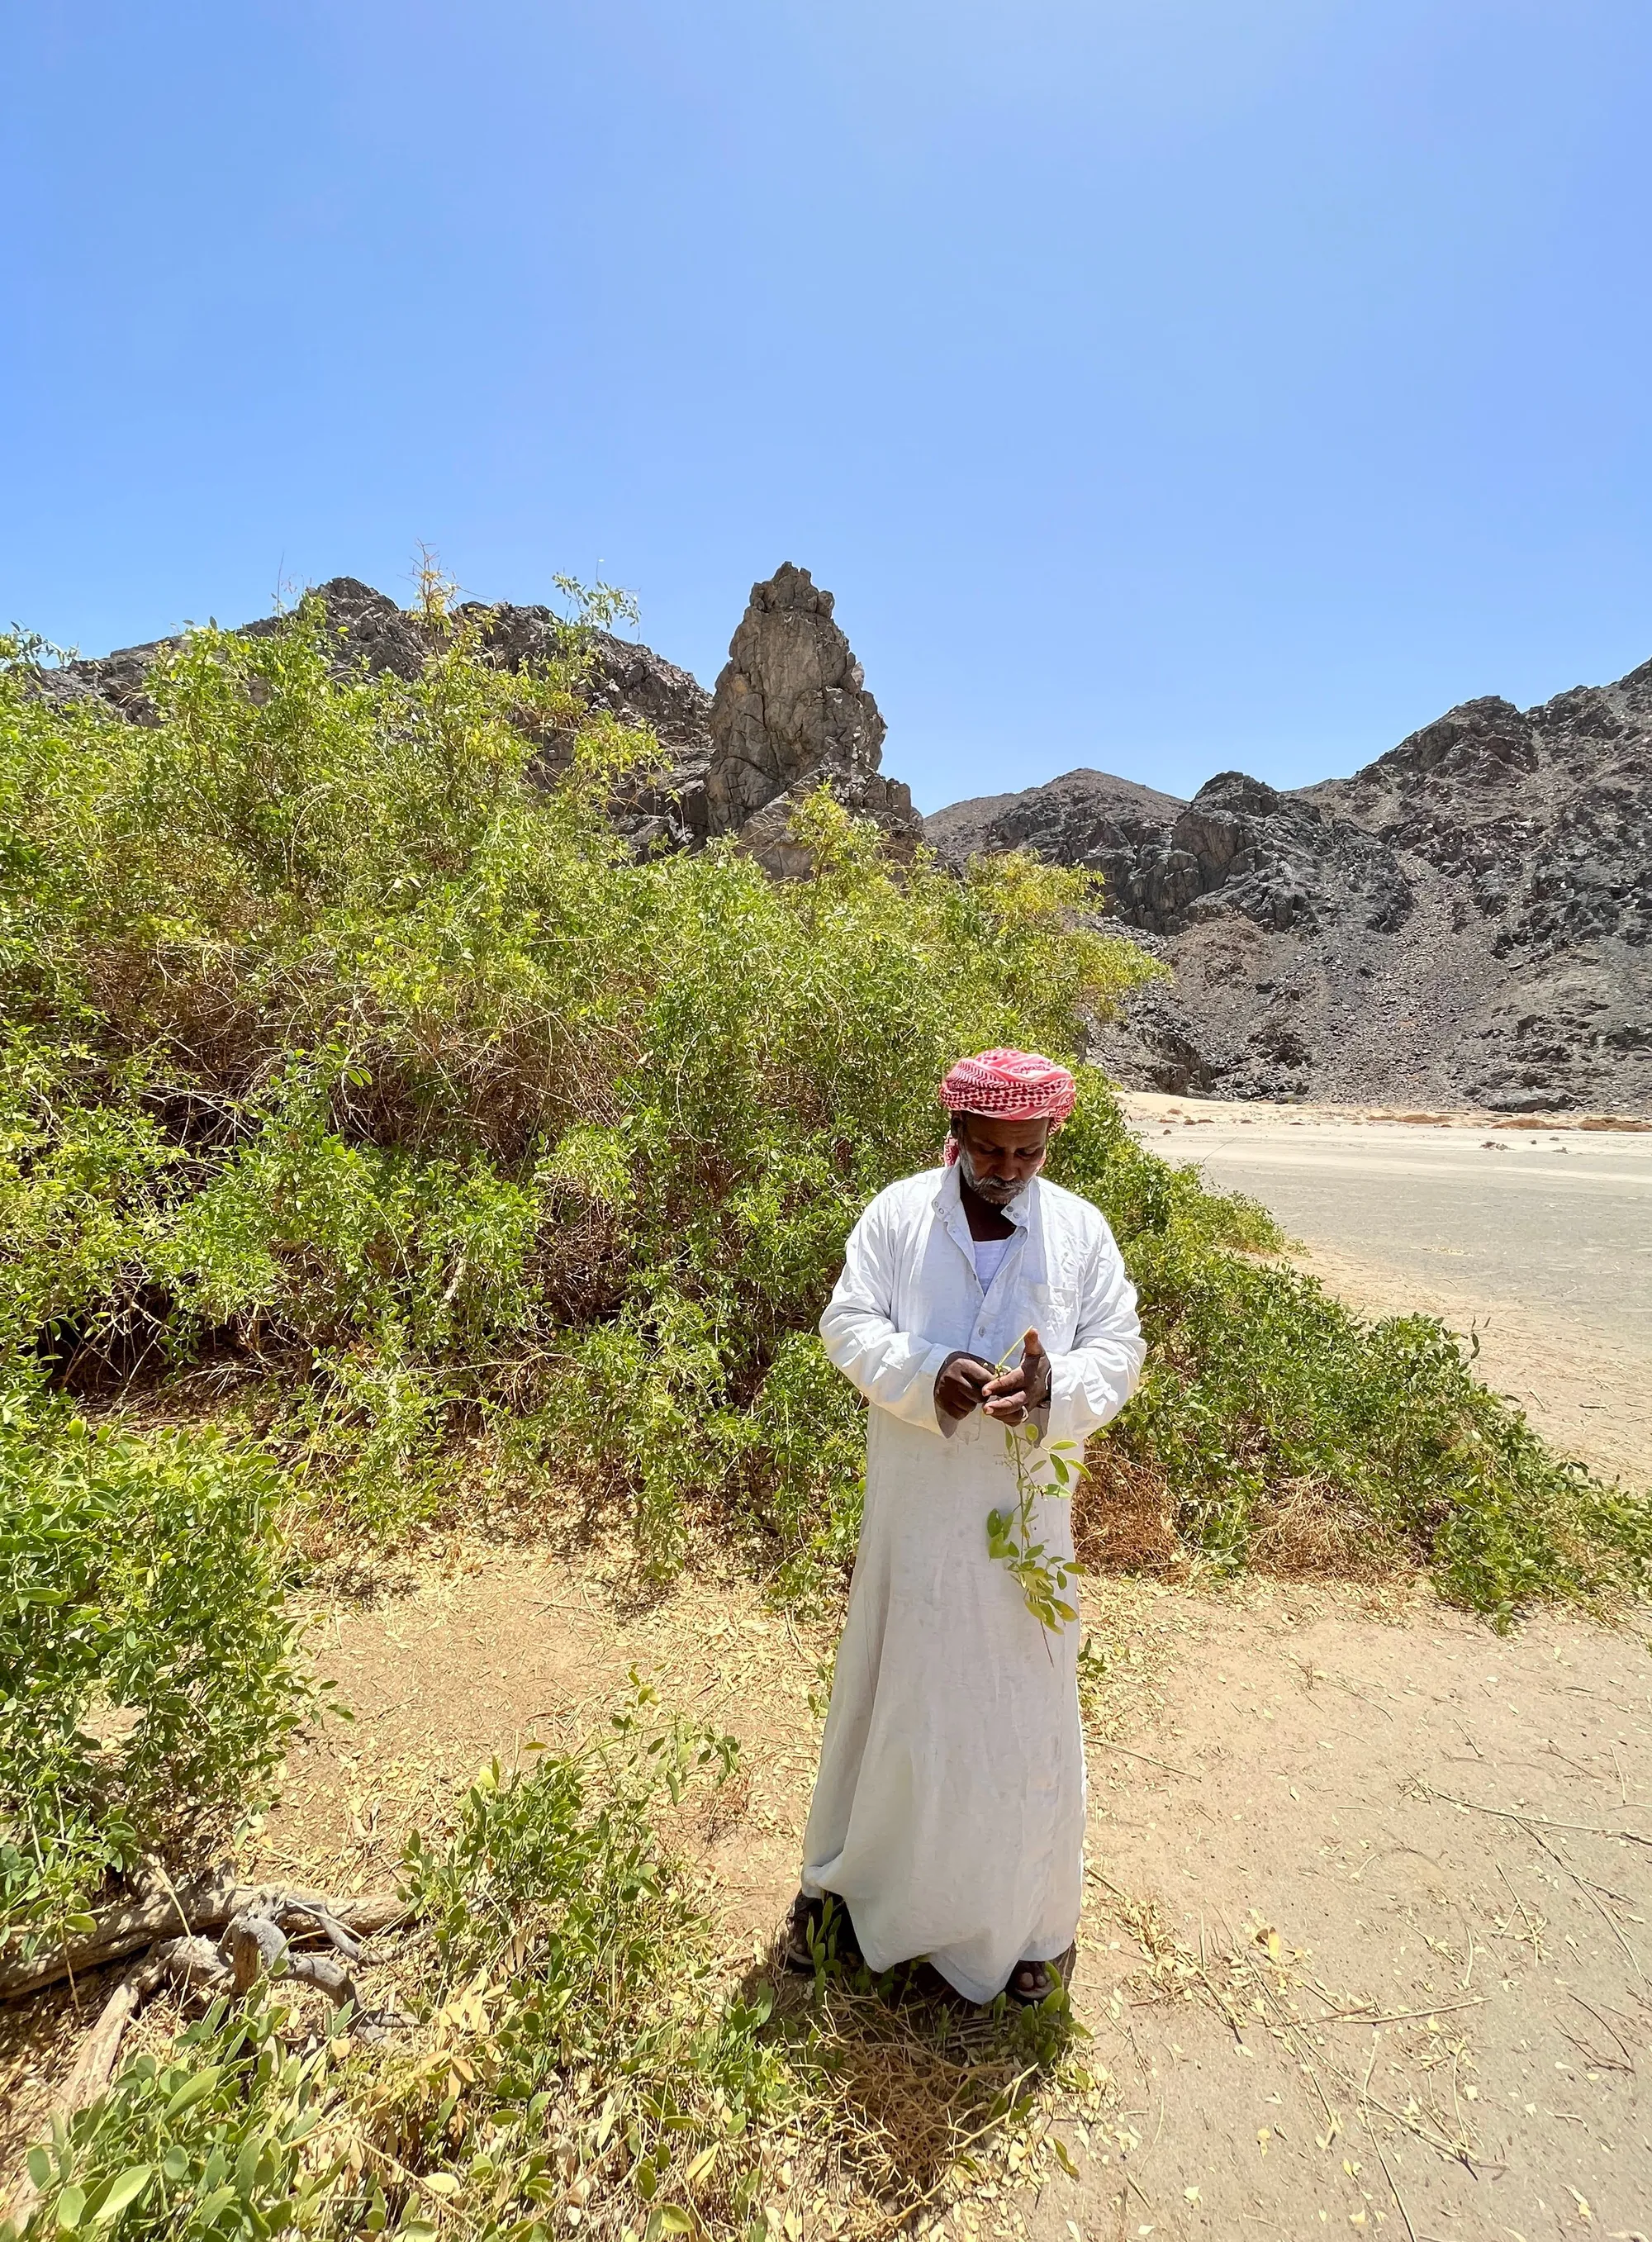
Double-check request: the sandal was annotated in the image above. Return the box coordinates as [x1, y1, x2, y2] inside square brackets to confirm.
[1005, 1945, 1075, 2005]
[781, 1891, 862, 1974]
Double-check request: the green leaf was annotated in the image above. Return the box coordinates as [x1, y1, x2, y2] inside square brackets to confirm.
[89, 2168, 152, 2224]
[27, 2149, 54, 2190]
[56, 2185, 87, 2231]
[233, 2138, 261, 2198]
[162, 2066, 221, 2118]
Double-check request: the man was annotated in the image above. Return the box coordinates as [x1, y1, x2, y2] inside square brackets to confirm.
[788, 1048, 1145, 2005]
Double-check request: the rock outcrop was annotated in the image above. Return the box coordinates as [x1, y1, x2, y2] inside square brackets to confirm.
[39, 565, 918, 874]
[704, 563, 919, 874]
[928, 663, 1652, 1116]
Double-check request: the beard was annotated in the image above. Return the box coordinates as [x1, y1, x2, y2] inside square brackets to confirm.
[956, 1142, 1028, 1206]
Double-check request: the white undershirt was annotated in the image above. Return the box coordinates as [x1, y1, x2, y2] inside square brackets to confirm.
[971, 1234, 1012, 1291]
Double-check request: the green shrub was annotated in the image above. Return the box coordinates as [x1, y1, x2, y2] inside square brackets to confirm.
[0, 605, 1156, 1570]
[1, 592, 1646, 1637]
[382, 1693, 793, 2239]
[10, 2003, 353, 2242]
[0, 1371, 303, 1955]
[12, 1692, 780, 2242]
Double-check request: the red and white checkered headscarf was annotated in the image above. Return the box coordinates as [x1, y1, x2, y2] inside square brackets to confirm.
[939, 1048, 1078, 1163]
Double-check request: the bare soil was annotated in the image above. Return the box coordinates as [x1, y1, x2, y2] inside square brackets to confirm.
[159, 1545, 1652, 2238]
[1058, 1590, 1652, 2241]
[249, 1541, 842, 1940]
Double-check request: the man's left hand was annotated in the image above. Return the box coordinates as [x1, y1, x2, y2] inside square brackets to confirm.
[982, 1329, 1051, 1426]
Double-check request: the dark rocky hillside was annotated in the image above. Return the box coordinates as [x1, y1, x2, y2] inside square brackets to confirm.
[928, 663, 1652, 1114]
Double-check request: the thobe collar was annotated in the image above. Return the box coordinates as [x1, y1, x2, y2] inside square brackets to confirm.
[931, 1160, 1042, 1281]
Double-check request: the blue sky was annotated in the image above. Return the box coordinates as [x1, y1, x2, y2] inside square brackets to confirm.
[5, 1, 1650, 810]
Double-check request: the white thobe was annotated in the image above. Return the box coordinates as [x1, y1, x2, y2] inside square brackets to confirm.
[800, 1161, 1145, 2002]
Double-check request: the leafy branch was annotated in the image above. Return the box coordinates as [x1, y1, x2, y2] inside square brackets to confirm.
[985, 1358, 1085, 1633]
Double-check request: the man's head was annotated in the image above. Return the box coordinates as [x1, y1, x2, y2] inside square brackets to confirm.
[948, 1110, 1053, 1206]
[937, 1047, 1078, 1204]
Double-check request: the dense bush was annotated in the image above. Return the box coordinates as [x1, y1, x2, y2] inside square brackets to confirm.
[12, 2005, 349, 2241]
[0, 593, 1645, 1726]
[0, 596, 1155, 1583]
[0, 1370, 302, 1952]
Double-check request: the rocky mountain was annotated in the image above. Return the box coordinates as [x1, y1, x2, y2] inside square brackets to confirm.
[37, 563, 921, 876]
[928, 664, 1652, 1115]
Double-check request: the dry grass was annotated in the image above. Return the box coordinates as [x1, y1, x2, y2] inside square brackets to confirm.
[761, 1969, 1104, 2235]
[1074, 1442, 1418, 1593]
[1073, 1451, 1180, 1575]
[1245, 1481, 1401, 1581]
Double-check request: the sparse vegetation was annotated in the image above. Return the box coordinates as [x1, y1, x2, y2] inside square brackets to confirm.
[9, 1688, 1092, 2242]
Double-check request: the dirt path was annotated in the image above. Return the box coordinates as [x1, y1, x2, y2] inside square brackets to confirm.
[239, 1543, 1652, 2242]
[1123, 1093, 1652, 1489]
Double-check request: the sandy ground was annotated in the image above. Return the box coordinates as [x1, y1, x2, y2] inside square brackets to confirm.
[10, 1539, 1652, 2240]
[1060, 1594, 1652, 2241]
[1121, 1094, 1652, 1490]
[238, 1552, 1652, 2240]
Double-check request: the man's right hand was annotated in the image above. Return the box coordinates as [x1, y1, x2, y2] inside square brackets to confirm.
[935, 1351, 996, 1421]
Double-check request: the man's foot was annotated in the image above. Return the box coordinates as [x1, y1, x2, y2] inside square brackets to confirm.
[781, 1891, 862, 1973]
[1004, 1945, 1074, 2005]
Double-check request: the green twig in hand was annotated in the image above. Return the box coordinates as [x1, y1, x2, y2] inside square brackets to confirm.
[985, 1348, 1083, 1632]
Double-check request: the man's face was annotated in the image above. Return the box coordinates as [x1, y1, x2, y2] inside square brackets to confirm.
[952, 1113, 1053, 1206]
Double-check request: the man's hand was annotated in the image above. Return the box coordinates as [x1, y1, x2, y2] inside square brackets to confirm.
[983, 1330, 1051, 1426]
[935, 1351, 995, 1422]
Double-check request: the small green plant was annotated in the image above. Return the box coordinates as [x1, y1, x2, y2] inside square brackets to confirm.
[986, 1408, 1085, 1633]
[344, 1684, 793, 2242]
[8, 2002, 350, 2242]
